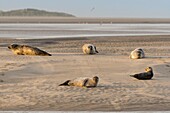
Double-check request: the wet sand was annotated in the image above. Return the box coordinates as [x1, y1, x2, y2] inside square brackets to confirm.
[1, 17, 170, 23]
[0, 36, 170, 111]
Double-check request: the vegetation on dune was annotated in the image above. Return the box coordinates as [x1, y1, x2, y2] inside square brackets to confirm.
[0, 8, 75, 17]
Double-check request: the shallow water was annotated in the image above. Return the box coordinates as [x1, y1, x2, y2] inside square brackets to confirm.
[1, 23, 170, 39]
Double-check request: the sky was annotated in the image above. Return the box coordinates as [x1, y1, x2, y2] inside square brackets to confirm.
[0, 0, 170, 18]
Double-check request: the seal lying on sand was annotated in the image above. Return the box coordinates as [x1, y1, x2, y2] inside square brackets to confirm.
[82, 44, 98, 55]
[59, 76, 99, 88]
[130, 67, 153, 80]
[130, 48, 145, 59]
[8, 44, 51, 56]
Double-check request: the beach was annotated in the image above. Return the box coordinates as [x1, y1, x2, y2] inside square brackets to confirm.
[0, 35, 170, 111]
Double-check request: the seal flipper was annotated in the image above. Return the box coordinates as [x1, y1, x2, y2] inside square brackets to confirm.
[94, 46, 99, 53]
[96, 50, 99, 53]
[83, 79, 88, 87]
[59, 80, 71, 86]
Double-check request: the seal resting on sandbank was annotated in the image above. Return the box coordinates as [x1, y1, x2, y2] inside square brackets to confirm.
[130, 67, 153, 80]
[130, 48, 145, 59]
[59, 76, 99, 88]
[8, 44, 51, 56]
[82, 44, 98, 55]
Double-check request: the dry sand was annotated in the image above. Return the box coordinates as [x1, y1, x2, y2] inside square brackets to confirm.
[0, 36, 170, 111]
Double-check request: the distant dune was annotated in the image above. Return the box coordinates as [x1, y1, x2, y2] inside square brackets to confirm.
[0, 8, 75, 17]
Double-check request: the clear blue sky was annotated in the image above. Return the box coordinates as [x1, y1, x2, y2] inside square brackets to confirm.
[0, 0, 170, 18]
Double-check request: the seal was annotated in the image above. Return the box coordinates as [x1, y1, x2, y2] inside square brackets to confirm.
[8, 44, 52, 56]
[59, 76, 99, 88]
[130, 48, 145, 59]
[82, 44, 98, 55]
[130, 67, 153, 80]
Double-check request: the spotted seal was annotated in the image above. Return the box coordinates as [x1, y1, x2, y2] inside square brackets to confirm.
[59, 76, 99, 88]
[130, 48, 145, 59]
[82, 44, 98, 55]
[8, 44, 51, 56]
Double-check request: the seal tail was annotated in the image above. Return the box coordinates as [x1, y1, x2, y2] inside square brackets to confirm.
[130, 74, 139, 79]
[59, 80, 70, 86]
[48, 53, 52, 56]
[130, 75, 135, 77]
[43, 51, 52, 56]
